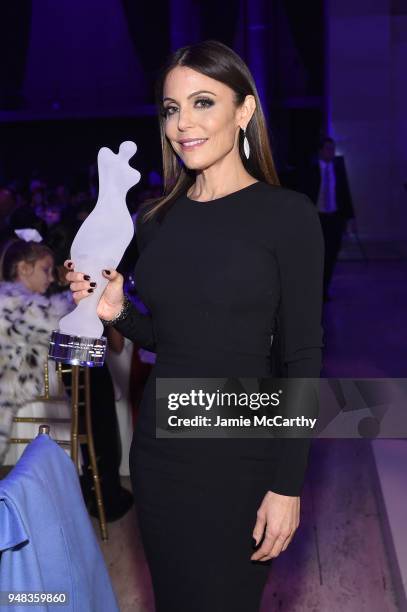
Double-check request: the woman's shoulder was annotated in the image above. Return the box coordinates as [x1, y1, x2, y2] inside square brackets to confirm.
[256, 182, 315, 212]
[254, 182, 319, 228]
[249, 182, 322, 252]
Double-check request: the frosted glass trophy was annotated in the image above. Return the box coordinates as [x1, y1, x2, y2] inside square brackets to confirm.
[48, 141, 141, 367]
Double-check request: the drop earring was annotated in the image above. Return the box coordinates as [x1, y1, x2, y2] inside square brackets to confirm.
[243, 126, 250, 159]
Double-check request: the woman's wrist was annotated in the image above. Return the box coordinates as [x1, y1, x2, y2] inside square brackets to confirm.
[99, 294, 131, 326]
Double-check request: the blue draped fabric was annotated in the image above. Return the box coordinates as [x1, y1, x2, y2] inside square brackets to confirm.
[0, 433, 119, 611]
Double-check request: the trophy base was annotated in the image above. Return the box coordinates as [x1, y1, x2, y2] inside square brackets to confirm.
[48, 330, 107, 367]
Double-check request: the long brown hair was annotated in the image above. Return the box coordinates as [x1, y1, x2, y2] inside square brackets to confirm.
[141, 39, 280, 223]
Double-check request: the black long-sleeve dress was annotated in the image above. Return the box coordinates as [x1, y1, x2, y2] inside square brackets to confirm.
[113, 180, 324, 612]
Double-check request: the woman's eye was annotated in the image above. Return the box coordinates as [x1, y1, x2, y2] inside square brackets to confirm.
[195, 97, 214, 109]
[161, 98, 214, 118]
[162, 105, 176, 118]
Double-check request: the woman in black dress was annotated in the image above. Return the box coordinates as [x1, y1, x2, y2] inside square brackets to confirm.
[65, 40, 324, 612]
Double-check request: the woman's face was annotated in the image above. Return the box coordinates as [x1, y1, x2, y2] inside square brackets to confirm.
[162, 66, 248, 170]
[17, 254, 55, 294]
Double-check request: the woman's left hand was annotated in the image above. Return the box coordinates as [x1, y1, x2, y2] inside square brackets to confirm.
[250, 490, 300, 561]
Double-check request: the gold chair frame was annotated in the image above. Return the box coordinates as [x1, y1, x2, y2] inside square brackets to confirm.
[9, 361, 108, 541]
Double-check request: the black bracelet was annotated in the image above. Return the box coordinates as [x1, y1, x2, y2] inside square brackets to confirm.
[99, 294, 132, 327]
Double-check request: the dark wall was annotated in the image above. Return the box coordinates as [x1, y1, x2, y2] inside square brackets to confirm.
[0, 116, 162, 189]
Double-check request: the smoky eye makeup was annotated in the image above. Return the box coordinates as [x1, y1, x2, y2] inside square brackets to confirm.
[195, 97, 215, 109]
[160, 106, 173, 118]
[161, 97, 215, 118]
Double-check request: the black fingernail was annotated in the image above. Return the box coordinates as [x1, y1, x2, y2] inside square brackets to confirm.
[252, 538, 257, 549]
[90, 282, 96, 287]
[104, 269, 110, 275]
[84, 275, 90, 281]
[87, 288, 94, 293]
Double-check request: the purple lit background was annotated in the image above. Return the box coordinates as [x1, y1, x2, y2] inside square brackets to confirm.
[0, 1, 406, 610]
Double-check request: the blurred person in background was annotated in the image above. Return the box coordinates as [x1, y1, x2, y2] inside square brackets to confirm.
[29, 178, 48, 216]
[0, 188, 16, 243]
[7, 204, 49, 244]
[299, 136, 356, 301]
[53, 184, 71, 212]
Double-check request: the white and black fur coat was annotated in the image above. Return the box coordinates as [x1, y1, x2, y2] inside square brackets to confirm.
[0, 281, 74, 456]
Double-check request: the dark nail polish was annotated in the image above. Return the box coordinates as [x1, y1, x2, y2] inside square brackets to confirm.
[87, 288, 94, 293]
[252, 538, 257, 549]
[84, 275, 90, 281]
[104, 269, 111, 275]
[90, 282, 96, 287]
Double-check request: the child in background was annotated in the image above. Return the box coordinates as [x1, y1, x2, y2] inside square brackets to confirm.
[0, 229, 73, 464]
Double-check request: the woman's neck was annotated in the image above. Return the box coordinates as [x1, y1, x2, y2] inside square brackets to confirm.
[187, 160, 256, 202]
